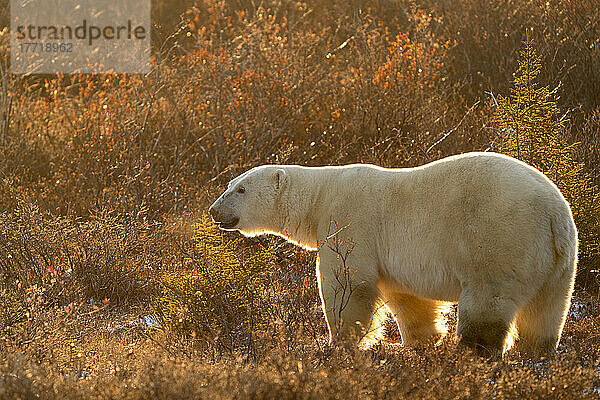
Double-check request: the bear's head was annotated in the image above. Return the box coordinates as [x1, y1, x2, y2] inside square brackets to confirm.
[209, 166, 288, 236]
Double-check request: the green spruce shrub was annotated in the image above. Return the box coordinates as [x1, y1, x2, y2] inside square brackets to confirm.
[153, 214, 274, 350]
[495, 36, 600, 288]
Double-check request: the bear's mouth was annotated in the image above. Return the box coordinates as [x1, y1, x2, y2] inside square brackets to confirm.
[216, 217, 239, 229]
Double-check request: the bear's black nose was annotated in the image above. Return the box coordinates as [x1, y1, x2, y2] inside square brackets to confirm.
[209, 206, 220, 221]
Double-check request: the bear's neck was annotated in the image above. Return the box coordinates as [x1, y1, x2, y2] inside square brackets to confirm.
[274, 168, 324, 251]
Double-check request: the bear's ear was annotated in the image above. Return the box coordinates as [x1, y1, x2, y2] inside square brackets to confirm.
[273, 168, 288, 191]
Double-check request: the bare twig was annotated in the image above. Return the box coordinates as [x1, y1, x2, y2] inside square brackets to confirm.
[426, 100, 480, 156]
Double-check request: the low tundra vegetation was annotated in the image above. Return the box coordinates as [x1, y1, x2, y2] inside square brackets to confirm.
[153, 213, 275, 354]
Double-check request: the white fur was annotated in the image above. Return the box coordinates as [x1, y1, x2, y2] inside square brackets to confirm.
[209, 152, 577, 354]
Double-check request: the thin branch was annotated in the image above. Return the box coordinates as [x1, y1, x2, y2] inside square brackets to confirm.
[426, 100, 480, 155]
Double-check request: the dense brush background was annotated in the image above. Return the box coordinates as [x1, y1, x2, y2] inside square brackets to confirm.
[1, 1, 599, 398]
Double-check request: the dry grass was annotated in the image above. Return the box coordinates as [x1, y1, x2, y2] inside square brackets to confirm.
[1, 0, 600, 398]
[1, 293, 599, 399]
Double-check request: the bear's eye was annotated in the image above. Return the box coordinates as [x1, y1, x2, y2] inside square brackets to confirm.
[237, 187, 245, 194]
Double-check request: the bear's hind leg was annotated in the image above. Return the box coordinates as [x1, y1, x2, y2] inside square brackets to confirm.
[381, 291, 448, 346]
[514, 267, 574, 355]
[457, 286, 518, 357]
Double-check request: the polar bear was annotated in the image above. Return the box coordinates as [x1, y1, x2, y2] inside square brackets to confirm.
[208, 152, 577, 355]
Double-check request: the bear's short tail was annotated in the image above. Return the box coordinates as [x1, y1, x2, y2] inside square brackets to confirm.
[550, 204, 578, 275]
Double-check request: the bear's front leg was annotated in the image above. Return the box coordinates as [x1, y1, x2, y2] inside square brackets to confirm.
[316, 250, 381, 344]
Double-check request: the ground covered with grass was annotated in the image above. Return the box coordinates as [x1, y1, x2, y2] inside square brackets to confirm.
[1, 286, 599, 399]
[1, 210, 599, 399]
